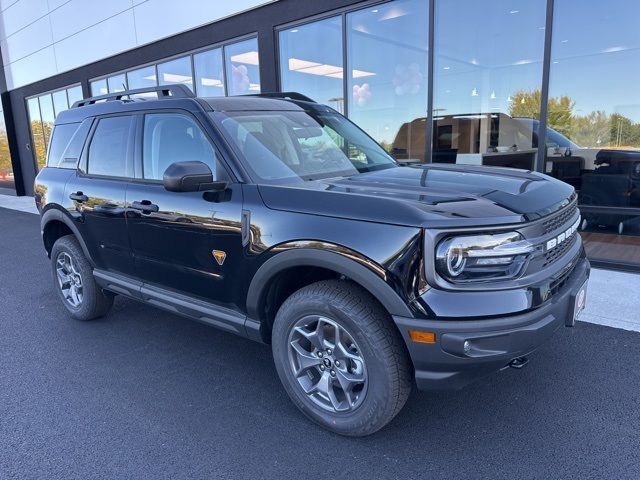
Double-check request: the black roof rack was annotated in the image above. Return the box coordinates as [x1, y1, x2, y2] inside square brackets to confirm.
[71, 84, 195, 108]
[244, 92, 317, 103]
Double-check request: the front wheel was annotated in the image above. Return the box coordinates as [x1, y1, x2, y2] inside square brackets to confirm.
[272, 280, 412, 436]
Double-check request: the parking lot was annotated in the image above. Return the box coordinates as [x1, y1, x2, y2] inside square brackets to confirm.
[1, 206, 639, 480]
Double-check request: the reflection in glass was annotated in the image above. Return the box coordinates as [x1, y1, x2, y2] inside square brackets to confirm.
[0, 109, 14, 190]
[158, 56, 193, 92]
[27, 97, 46, 170]
[107, 73, 127, 93]
[347, 0, 428, 160]
[66, 85, 83, 106]
[547, 0, 640, 266]
[279, 17, 343, 110]
[38, 94, 55, 170]
[432, 0, 545, 169]
[225, 38, 261, 95]
[91, 78, 108, 96]
[194, 48, 225, 97]
[127, 65, 157, 90]
[52, 90, 68, 117]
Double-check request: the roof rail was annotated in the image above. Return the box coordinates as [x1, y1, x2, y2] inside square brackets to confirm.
[71, 84, 195, 108]
[245, 92, 317, 103]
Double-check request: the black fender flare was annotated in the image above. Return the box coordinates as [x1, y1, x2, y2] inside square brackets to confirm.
[246, 248, 414, 321]
[40, 208, 95, 266]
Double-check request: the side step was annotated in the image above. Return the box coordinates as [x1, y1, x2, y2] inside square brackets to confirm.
[93, 269, 262, 341]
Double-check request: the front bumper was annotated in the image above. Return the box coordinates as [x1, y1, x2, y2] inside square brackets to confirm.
[394, 256, 590, 390]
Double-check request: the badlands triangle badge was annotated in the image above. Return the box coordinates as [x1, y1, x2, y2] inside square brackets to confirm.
[212, 250, 227, 266]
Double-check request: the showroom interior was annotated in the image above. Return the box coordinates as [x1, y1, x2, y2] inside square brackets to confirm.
[0, 0, 638, 271]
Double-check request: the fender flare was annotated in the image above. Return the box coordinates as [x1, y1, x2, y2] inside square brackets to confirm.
[246, 248, 414, 320]
[40, 208, 95, 266]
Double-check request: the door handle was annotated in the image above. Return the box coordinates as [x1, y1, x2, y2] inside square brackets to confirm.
[130, 200, 159, 213]
[69, 191, 88, 202]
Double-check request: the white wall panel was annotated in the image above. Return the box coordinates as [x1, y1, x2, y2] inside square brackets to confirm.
[1, 15, 53, 65]
[49, 0, 132, 42]
[0, 0, 48, 37]
[53, 10, 136, 73]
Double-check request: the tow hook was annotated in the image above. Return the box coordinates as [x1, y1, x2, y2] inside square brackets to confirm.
[509, 356, 529, 369]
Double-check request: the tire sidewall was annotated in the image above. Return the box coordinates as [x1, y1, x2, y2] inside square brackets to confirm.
[273, 289, 398, 435]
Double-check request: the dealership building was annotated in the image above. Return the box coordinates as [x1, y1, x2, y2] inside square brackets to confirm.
[0, 0, 638, 271]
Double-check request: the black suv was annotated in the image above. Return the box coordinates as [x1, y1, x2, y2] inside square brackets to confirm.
[35, 85, 590, 436]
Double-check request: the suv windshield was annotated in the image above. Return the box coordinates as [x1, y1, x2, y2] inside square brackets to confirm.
[212, 109, 396, 184]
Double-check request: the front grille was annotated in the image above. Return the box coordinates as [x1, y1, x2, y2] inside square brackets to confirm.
[543, 195, 578, 235]
[548, 252, 580, 296]
[543, 231, 578, 267]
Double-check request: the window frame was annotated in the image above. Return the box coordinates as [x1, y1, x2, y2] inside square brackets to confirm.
[79, 113, 137, 180]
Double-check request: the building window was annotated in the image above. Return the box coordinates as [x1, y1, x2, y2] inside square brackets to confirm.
[347, 0, 429, 159]
[90, 78, 108, 96]
[27, 85, 84, 172]
[107, 73, 127, 93]
[194, 48, 225, 97]
[89, 36, 260, 99]
[431, 0, 546, 169]
[67, 86, 83, 106]
[127, 66, 157, 90]
[0, 108, 14, 191]
[547, 0, 640, 267]
[279, 16, 344, 110]
[158, 56, 194, 92]
[225, 38, 261, 95]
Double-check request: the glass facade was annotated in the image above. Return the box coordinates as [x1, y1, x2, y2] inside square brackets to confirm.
[158, 56, 194, 91]
[89, 36, 260, 98]
[225, 38, 261, 95]
[432, 0, 546, 169]
[194, 48, 225, 97]
[26, 85, 84, 171]
[544, 0, 640, 267]
[279, 17, 344, 110]
[348, 0, 428, 159]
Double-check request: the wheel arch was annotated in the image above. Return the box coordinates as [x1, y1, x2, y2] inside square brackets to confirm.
[41, 208, 94, 265]
[246, 247, 414, 341]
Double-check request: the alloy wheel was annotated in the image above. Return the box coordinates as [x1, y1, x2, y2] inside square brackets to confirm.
[55, 252, 83, 307]
[287, 315, 368, 413]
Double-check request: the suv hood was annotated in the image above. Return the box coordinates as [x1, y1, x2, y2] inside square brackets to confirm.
[258, 164, 575, 228]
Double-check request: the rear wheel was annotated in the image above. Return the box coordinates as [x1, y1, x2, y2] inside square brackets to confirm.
[272, 280, 412, 436]
[50, 235, 113, 321]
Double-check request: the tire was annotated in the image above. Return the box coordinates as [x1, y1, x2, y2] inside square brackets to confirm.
[272, 280, 412, 436]
[50, 235, 113, 321]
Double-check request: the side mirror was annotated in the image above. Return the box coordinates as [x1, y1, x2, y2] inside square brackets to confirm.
[163, 161, 227, 192]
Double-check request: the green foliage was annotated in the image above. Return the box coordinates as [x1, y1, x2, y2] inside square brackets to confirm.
[509, 89, 640, 149]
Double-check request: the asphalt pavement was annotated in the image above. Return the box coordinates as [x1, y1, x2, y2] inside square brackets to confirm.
[1, 206, 639, 480]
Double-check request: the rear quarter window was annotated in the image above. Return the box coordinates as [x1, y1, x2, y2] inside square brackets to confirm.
[46, 119, 92, 169]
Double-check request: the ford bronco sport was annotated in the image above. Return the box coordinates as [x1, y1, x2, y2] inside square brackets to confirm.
[35, 85, 590, 436]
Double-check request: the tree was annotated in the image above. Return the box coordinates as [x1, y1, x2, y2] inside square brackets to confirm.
[508, 89, 575, 137]
[570, 110, 610, 148]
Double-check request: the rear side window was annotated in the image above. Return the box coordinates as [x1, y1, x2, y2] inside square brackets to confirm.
[46, 120, 92, 169]
[87, 116, 134, 177]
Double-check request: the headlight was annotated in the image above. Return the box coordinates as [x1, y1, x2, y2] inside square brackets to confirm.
[435, 232, 534, 283]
